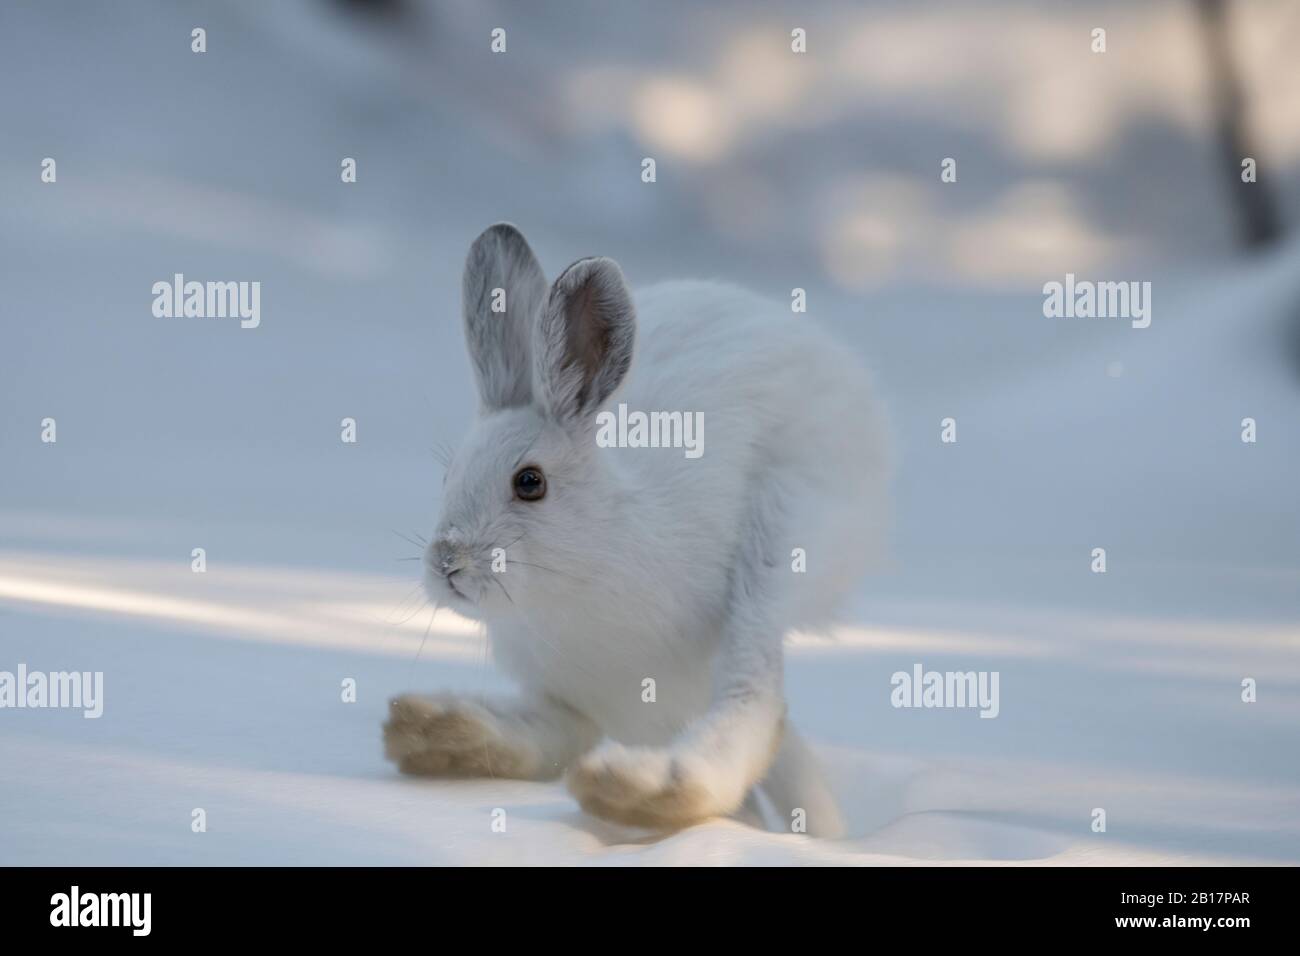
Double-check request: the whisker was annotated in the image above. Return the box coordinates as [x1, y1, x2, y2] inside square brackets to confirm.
[490, 575, 515, 606]
[413, 601, 439, 665]
[400, 603, 434, 680]
[480, 532, 589, 581]
[391, 529, 425, 550]
[392, 596, 431, 627]
[431, 440, 457, 469]
[496, 532, 527, 552]
[479, 626, 495, 780]
[384, 580, 425, 622]
[503, 560, 588, 583]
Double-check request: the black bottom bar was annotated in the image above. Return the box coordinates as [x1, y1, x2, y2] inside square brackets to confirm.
[0, 866, 1285, 942]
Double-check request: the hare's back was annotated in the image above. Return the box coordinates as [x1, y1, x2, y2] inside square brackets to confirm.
[623, 280, 886, 625]
[628, 281, 874, 450]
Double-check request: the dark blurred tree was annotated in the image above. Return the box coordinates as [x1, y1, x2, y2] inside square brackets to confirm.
[331, 0, 409, 20]
[1196, 0, 1282, 249]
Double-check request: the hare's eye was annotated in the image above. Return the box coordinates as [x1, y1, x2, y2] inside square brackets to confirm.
[512, 466, 546, 502]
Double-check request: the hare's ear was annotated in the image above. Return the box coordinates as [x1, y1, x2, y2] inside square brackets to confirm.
[462, 223, 547, 410]
[534, 257, 635, 422]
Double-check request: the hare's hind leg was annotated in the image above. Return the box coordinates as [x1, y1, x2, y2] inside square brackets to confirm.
[385, 693, 599, 780]
[758, 723, 845, 838]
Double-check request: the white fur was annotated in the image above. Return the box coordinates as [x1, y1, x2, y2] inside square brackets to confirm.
[385, 224, 888, 837]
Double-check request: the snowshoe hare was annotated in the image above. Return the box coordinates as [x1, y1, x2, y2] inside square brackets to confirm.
[384, 223, 887, 836]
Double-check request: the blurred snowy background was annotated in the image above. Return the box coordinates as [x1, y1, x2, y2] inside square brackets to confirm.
[1, 0, 1298, 864]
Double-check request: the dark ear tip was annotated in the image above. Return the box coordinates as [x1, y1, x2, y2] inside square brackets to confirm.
[553, 256, 626, 292]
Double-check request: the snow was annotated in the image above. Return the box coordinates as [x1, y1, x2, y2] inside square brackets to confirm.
[2, 0, 1298, 865]
[3, 541, 1298, 865]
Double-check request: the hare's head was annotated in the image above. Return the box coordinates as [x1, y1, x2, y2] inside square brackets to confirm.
[424, 224, 635, 618]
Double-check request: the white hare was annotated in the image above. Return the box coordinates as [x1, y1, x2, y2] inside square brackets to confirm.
[384, 224, 887, 836]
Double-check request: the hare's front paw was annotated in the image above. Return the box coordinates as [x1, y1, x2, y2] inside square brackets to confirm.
[384, 694, 537, 778]
[566, 742, 736, 830]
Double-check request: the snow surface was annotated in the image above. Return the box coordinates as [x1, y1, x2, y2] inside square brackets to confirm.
[1, 1, 1298, 865]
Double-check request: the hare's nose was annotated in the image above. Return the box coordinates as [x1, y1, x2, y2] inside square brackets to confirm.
[431, 538, 468, 577]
